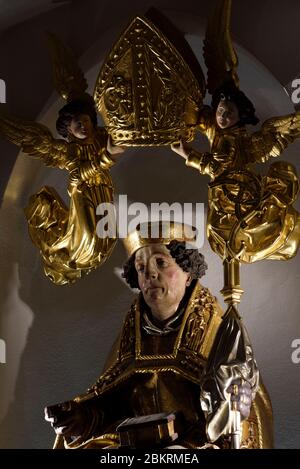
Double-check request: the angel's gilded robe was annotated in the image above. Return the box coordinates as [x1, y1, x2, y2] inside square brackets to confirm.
[0, 109, 117, 284]
[23, 127, 117, 285]
[186, 108, 300, 262]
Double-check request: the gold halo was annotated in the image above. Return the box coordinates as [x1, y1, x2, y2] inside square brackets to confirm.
[122, 221, 198, 258]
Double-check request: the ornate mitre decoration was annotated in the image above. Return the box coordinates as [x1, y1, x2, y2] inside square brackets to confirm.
[94, 16, 205, 145]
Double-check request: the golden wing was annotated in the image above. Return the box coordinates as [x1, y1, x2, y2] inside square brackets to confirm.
[203, 0, 239, 95]
[251, 110, 300, 163]
[0, 112, 68, 168]
[46, 32, 88, 102]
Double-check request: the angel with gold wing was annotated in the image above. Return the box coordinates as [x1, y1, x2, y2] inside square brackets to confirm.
[169, 0, 300, 447]
[171, 0, 300, 263]
[0, 33, 124, 285]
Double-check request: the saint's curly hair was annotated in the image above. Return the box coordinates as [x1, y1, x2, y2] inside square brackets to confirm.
[211, 80, 259, 126]
[56, 96, 98, 138]
[122, 240, 208, 289]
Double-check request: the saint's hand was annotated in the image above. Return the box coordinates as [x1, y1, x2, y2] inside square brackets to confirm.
[227, 378, 252, 420]
[44, 400, 87, 437]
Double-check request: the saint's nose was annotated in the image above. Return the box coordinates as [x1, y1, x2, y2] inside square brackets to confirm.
[145, 264, 158, 279]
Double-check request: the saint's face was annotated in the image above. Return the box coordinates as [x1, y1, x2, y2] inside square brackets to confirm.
[215, 100, 240, 129]
[134, 244, 190, 319]
[67, 113, 94, 139]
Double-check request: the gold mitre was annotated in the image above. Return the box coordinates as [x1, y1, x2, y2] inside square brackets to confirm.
[94, 16, 205, 146]
[123, 221, 198, 258]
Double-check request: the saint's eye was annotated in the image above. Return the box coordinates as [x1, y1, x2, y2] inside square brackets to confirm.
[136, 264, 144, 273]
[156, 258, 168, 267]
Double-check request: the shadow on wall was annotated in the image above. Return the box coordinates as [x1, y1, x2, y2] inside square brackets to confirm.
[0, 263, 34, 422]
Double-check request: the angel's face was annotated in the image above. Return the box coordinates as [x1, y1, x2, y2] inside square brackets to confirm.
[68, 114, 94, 140]
[216, 100, 239, 129]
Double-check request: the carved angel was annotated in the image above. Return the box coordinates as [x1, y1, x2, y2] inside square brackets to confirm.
[171, 0, 300, 263]
[0, 34, 124, 285]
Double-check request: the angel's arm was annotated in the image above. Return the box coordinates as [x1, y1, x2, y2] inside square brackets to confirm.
[94, 127, 125, 171]
[171, 140, 219, 178]
[0, 113, 68, 168]
[71, 129, 125, 185]
[250, 110, 300, 163]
